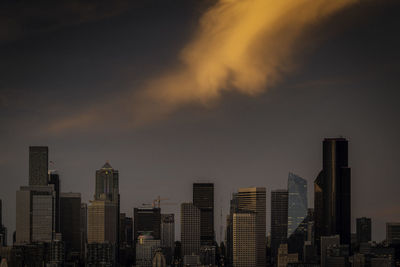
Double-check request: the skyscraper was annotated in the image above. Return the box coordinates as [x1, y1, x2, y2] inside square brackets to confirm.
[80, 203, 87, 258]
[94, 162, 120, 261]
[161, 214, 175, 249]
[88, 197, 118, 244]
[271, 189, 288, 264]
[233, 211, 257, 267]
[386, 222, 400, 245]
[237, 187, 266, 267]
[356, 217, 371, 244]
[0, 199, 6, 246]
[16, 185, 56, 244]
[314, 138, 351, 248]
[133, 207, 161, 241]
[288, 173, 307, 237]
[226, 192, 238, 266]
[60, 193, 82, 259]
[29, 146, 48, 186]
[181, 203, 201, 257]
[193, 183, 214, 246]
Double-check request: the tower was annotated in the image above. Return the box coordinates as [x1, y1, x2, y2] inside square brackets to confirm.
[314, 138, 351, 249]
[271, 189, 288, 265]
[237, 187, 266, 267]
[193, 183, 214, 246]
[181, 203, 201, 257]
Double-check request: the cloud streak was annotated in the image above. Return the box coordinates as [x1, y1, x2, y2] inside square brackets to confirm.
[47, 0, 359, 132]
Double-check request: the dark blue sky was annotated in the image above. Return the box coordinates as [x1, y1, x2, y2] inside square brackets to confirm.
[0, 0, 399, 243]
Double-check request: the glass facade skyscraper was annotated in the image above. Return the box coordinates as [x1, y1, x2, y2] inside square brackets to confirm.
[288, 173, 308, 237]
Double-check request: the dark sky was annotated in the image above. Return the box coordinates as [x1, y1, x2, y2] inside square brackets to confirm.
[1, 0, 400, 243]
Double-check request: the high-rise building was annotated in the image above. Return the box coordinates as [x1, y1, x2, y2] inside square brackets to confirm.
[314, 138, 351, 248]
[0, 199, 6, 246]
[80, 203, 87, 257]
[271, 189, 288, 264]
[136, 233, 161, 267]
[29, 146, 48, 186]
[88, 197, 118, 245]
[48, 171, 60, 233]
[320, 235, 340, 267]
[193, 183, 214, 246]
[386, 222, 400, 245]
[237, 187, 266, 267]
[94, 162, 120, 262]
[60, 193, 81, 259]
[161, 214, 175, 249]
[277, 243, 298, 267]
[181, 203, 200, 257]
[16, 185, 56, 244]
[120, 213, 133, 248]
[134, 207, 161, 241]
[356, 217, 371, 244]
[288, 173, 307, 237]
[233, 211, 257, 267]
[226, 192, 238, 266]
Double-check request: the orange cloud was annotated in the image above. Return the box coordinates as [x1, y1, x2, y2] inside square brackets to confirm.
[130, 0, 358, 124]
[46, 0, 358, 132]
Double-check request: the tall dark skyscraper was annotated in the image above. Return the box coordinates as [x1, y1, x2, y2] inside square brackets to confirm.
[60, 193, 82, 259]
[133, 207, 161, 241]
[193, 183, 214, 246]
[356, 217, 371, 244]
[314, 138, 351, 248]
[29, 146, 48, 186]
[270, 189, 288, 264]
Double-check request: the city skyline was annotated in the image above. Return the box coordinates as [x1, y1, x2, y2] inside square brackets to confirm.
[1, 0, 400, 251]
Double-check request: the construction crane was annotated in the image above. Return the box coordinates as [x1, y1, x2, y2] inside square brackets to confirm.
[141, 196, 177, 208]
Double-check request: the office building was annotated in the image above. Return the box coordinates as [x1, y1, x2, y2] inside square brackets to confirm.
[386, 222, 400, 245]
[237, 187, 266, 267]
[233, 211, 256, 267]
[88, 197, 118, 245]
[29, 146, 48, 186]
[120, 213, 133, 248]
[161, 214, 174, 249]
[320, 235, 340, 267]
[16, 185, 56, 244]
[80, 203, 88, 257]
[226, 192, 238, 266]
[314, 138, 351, 248]
[136, 233, 161, 267]
[288, 173, 308, 237]
[60, 192, 81, 259]
[0, 199, 6, 247]
[277, 243, 298, 267]
[181, 203, 200, 257]
[134, 207, 161, 242]
[356, 217, 371, 244]
[193, 183, 214, 246]
[86, 242, 115, 267]
[271, 189, 288, 264]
